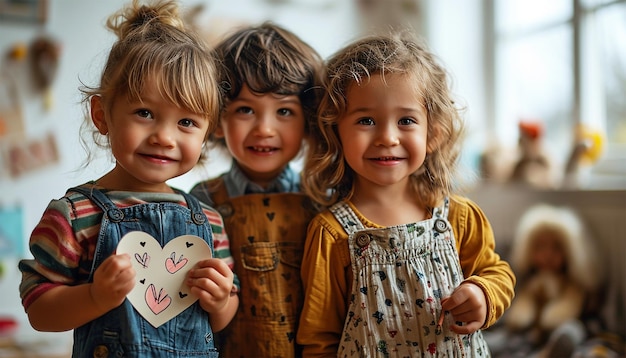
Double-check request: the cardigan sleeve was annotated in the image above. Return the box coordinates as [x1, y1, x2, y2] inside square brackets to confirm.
[449, 195, 516, 328]
[297, 211, 352, 357]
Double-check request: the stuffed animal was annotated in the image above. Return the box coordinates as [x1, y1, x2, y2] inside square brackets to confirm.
[506, 204, 602, 351]
[509, 120, 557, 189]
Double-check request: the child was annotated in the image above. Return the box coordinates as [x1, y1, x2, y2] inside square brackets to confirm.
[189, 22, 323, 357]
[18, 1, 238, 356]
[297, 31, 516, 357]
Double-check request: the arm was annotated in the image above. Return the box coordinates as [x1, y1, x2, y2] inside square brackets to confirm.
[25, 254, 135, 332]
[448, 196, 516, 329]
[297, 213, 351, 357]
[19, 198, 136, 332]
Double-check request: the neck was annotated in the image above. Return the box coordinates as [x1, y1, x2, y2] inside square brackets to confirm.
[350, 182, 428, 226]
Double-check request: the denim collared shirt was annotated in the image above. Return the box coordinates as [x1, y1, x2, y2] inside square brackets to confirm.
[222, 163, 301, 198]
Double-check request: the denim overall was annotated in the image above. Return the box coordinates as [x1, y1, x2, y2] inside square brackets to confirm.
[206, 179, 316, 358]
[70, 186, 218, 358]
[331, 199, 490, 357]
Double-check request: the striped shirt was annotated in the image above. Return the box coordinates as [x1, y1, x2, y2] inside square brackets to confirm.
[18, 183, 237, 310]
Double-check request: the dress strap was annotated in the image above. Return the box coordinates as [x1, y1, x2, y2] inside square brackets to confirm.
[329, 201, 365, 235]
[432, 196, 450, 220]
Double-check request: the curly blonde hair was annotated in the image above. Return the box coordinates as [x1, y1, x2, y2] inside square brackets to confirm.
[303, 30, 465, 208]
[79, 0, 221, 166]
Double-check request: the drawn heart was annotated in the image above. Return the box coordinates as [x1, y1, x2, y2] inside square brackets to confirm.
[165, 253, 188, 273]
[116, 232, 212, 328]
[146, 283, 171, 315]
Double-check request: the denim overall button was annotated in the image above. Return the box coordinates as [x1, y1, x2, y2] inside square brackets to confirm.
[434, 218, 448, 233]
[93, 345, 108, 357]
[193, 212, 206, 224]
[356, 234, 370, 247]
[107, 209, 124, 222]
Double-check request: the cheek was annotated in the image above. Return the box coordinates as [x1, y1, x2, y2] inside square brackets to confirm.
[221, 122, 248, 146]
[182, 135, 206, 157]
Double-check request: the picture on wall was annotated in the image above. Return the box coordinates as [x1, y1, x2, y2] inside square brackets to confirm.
[0, 205, 24, 258]
[0, 0, 47, 24]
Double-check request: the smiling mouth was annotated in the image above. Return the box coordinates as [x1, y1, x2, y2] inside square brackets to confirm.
[249, 146, 278, 152]
[142, 153, 175, 162]
[372, 156, 402, 161]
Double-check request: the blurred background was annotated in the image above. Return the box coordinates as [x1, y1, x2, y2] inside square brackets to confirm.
[0, 0, 624, 356]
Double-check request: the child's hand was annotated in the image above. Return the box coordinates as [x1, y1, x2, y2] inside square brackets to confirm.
[186, 258, 234, 314]
[441, 282, 487, 334]
[90, 253, 136, 312]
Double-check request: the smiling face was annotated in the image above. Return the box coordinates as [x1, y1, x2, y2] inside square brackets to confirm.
[337, 73, 429, 194]
[216, 84, 306, 185]
[91, 83, 210, 192]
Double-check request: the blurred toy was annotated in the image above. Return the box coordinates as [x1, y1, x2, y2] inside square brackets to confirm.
[478, 138, 517, 183]
[29, 36, 61, 111]
[563, 124, 605, 189]
[509, 120, 556, 189]
[506, 204, 602, 354]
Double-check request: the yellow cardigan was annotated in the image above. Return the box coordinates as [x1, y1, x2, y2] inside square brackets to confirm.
[297, 195, 516, 357]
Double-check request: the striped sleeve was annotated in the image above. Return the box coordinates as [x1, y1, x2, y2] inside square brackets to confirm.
[18, 197, 89, 310]
[202, 206, 239, 291]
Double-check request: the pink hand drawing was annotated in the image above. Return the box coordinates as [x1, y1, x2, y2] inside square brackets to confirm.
[165, 252, 188, 274]
[145, 283, 171, 315]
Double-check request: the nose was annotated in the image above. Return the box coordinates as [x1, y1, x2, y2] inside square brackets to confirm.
[149, 123, 176, 148]
[375, 123, 400, 147]
[253, 113, 276, 137]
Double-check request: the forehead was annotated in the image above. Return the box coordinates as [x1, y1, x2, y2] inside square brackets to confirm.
[345, 73, 423, 107]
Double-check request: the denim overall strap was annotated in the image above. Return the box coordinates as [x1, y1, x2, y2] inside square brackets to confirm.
[174, 188, 209, 227]
[69, 186, 218, 358]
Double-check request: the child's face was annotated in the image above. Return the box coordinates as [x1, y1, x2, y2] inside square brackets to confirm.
[337, 73, 428, 193]
[217, 84, 306, 185]
[530, 231, 566, 272]
[91, 83, 210, 192]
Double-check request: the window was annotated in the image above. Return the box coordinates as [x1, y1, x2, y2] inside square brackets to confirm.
[490, 0, 626, 188]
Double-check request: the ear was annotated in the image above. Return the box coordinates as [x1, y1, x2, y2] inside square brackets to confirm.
[213, 122, 225, 139]
[90, 95, 108, 135]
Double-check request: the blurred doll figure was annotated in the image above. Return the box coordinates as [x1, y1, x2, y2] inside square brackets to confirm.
[506, 204, 603, 357]
[509, 120, 558, 189]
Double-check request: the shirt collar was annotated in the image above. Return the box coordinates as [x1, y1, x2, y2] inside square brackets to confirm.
[222, 162, 301, 197]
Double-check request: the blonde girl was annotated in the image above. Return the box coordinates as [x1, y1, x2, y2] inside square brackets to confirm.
[19, 1, 238, 356]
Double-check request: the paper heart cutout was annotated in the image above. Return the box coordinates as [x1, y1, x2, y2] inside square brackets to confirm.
[116, 232, 212, 328]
